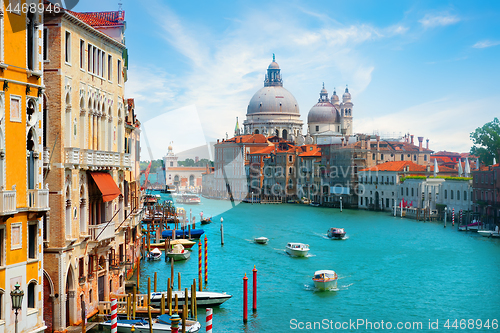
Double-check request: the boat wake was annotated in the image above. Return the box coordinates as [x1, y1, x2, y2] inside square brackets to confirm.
[338, 283, 353, 290]
[313, 232, 330, 239]
[304, 284, 339, 292]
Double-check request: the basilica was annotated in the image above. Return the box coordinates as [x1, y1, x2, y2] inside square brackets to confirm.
[242, 55, 354, 143]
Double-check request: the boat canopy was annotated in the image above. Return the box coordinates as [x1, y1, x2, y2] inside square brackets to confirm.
[172, 244, 185, 254]
[150, 248, 161, 254]
[314, 270, 337, 279]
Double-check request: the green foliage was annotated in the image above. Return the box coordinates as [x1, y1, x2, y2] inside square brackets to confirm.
[400, 176, 426, 182]
[429, 176, 472, 181]
[470, 117, 500, 165]
[178, 158, 213, 167]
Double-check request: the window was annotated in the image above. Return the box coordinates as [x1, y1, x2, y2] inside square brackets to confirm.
[424, 155, 427, 161]
[0, 228, 4, 266]
[11, 223, 22, 250]
[401, 154, 404, 161]
[360, 197, 363, 205]
[10, 95, 21, 122]
[117, 60, 122, 84]
[27, 12, 37, 70]
[28, 223, 37, 259]
[444, 190, 447, 199]
[89, 289, 93, 303]
[28, 282, 36, 308]
[457, 191, 460, 200]
[43, 27, 48, 61]
[464, 191, 467, 201]
[372, 154, 375, 160]
[411, 188, 414, 196]
[101, 52, 105, 77]
[451, 190, 454, 200]
[406, 188, 408, 196]
[401, 188, 403, 195]
[380, 154, 384, 160]
[79, 257, 84, 279]
[65, 31, 71, 64]
[386, 198, 389, 207]
[97, 50, 101, 76]
[170, 162, 173, 167]
[315, 126, 319, 132]
[108, 55, 112, 80]
[80, 39, 85, 69]
[413, 154, 416, 161]
[88, 44, 92, 71]
[289, 155, 292, 162]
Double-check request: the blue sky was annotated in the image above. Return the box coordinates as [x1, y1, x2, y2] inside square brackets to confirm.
[74, 0, 500, 160]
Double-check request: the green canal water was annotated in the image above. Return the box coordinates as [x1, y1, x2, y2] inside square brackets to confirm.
[96, 194, 500, 332]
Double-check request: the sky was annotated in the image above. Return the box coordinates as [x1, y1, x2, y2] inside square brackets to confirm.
[72, 0, 500, 161]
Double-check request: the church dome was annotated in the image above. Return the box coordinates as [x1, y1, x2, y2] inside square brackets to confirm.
[307, 102, 338, 123]
[308, 85, 339, 123]
[247, 86, 300, 115]
[331, 89, 340, 105]
[246, 55, 299, 115]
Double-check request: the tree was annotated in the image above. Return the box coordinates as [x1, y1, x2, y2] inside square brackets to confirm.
[470, 118, 500, 166]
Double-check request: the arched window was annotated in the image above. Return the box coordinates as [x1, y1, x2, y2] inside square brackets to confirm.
[254, 129, 259, 134]
[444, 190, 447, 199]
[28, 281, 36, 308]
[457, 190, 460, 200]
[401, 154, 404, 161]
[27, 129, 37, 190]
[464, 191, 467, 201]
[282, 129, 288, 140]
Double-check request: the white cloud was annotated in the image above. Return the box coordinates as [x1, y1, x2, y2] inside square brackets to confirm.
[355, 96, 500, 153]
[472, 40, 500, 49]
[419, 14, 460, 28]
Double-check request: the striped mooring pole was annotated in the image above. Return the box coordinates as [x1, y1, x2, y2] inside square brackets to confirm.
[110, 298, 118, 333]
[206, 308, 213, 332]
[204, 235, 208, 284]
[452, 208, 455, 226]
[460, 209, 463, 225]
[198, 240, 202, 289]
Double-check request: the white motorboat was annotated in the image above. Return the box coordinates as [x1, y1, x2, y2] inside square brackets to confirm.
[478, 226, 500, 238]
[147, 248, 162, 261]
[165, 244, 191, 261]
[458, 220, 482, 231]
[286, 243, 309, 257]
[254, 237, 268, 244]
[312, 270, 338, 291]
[150, 290, 232, 308]
[101, 314, 201, 332]
[327, 228, 346, 240]
[176, 194, 201, 205]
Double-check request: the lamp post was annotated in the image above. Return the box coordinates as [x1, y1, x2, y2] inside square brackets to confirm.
[11, 283, 24, 333]
[340, 196, 343, 212]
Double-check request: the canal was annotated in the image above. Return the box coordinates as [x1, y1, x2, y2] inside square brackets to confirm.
[97, 194, 500, 332]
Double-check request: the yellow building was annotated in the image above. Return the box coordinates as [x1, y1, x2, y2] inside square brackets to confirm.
[0, 1, 49, 332]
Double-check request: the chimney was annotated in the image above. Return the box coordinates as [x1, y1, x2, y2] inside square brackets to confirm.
[426, 139, 429, 150]
[346, 136, 349, 145]
[418, 137, 423, 151]
[376, 136, 380, 151]
[411, 135, 414, 144]
[341, 137, 344, 146]
[217, 139, 219, 143]
[366, 138, 370, 150]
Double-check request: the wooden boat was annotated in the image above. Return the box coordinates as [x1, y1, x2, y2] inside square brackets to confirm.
[312, 270, 338, 290]
[146, 248, 162, 261]
[254, 237, 268, 244]
[327, 228, 346, 240]
[286, 243, 309, 257]
[101, 314, 201, 332]
[150, 290, 232, 308]
[165, 244, 191, 261]
[458, 220, 483, 231]
[200, 217, 212, 225]
[162, 229, 205, 239]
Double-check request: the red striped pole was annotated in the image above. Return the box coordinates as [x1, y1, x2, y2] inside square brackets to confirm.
[110, 298, 118, 333]
[204, 236, 208, 284]
[460, 209, 463, 225]
[452, 208, 455, 226]
[198, 240, 202, 290]
[206, 308, 213, 332]
[252, 266, 257, 312]
[243, 273, 248, 323]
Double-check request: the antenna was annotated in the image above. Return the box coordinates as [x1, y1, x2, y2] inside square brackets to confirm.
[118, 2, 123, 11]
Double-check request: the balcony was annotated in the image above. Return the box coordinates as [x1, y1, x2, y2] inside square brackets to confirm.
[121, 153, 132, 168]
[0, 190, 17, 215]
[65, 147, 81, 165]
[64, 148, 132, 170]
[27, 189, 49, 211]
[89, 222, 115, 242]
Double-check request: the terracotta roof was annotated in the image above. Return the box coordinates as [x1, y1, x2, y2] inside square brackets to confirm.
[220, 134, 269, 144]
[250, 146, 276, 155]
[360, 161, 456, 174]
[433, 151, 461, 157]
[68, 10, 125, 27]
[298, 145, 321, 157]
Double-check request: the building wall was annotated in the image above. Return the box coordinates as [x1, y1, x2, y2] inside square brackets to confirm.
[0, 1, 47, 331]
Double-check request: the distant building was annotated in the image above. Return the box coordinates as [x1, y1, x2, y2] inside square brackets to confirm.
[163, 146, 205, 191]
[472, 164, 500, 228]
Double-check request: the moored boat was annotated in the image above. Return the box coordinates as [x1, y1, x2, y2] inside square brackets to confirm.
[309, 201, 320, 207]
[458, 221, 483, 231]
[150, 239, 196, 249]
[147, 248, 162, 261]
[150, 290, 232, 308]
[176, 193, 201, 205]
[165, 244, 191, 261]
[312, 270, 338, 290]
[286, 243, 309, 257]
[162, 229, 205, 239]
[327, 228, 346, 240]
[478, 227, 500, 238]
[101, 314, 201, 332]
[254, 237, 268, 244]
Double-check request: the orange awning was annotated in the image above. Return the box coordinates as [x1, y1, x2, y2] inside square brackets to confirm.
[90, 172, 122, 202]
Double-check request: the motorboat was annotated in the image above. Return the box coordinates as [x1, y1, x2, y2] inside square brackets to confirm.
[254, 237, 268, 244]
[162, 229, 205, 239]
[309, 202, 320, 207]
[149, 239, 196, 250]
[101, 314, 201, 332]
[176, 194, 201, 205]
[165, 244, 191, 261]
[312, 270, 338, 291]
[458, 221, 483, 231]
[478, 226, 500, 237]
[150, 290, 232, 308]
[327, 228, 346, 240]
[146, 248, 162, 261]
[286, 243, 309, 257]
